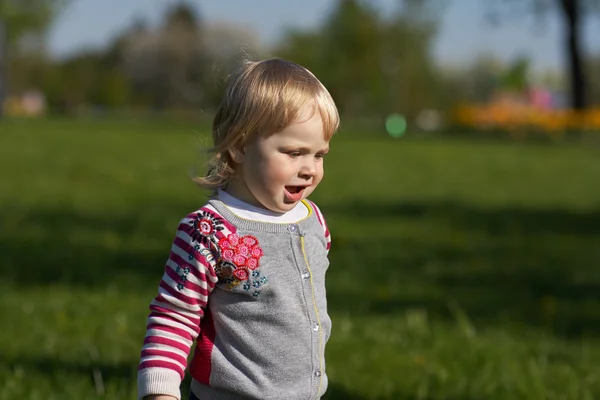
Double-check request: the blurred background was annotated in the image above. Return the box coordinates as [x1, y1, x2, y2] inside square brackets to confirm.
[1, 0, 600, 399]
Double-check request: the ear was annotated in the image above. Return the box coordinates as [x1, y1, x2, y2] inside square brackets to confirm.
[228, 146, 245, 164]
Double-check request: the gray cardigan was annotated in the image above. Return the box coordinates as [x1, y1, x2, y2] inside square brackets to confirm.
[138, 198, 332, 400]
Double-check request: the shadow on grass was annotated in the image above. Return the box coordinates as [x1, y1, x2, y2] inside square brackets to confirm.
[2, 353, 368, 400]
[0, 205, 184, 290]
[328, 200, 600, 236]
[2, 353, 136, 394]
[1, 200, 599, 339]
[322, 200, 600, 339]
[323, 385, 475, 400]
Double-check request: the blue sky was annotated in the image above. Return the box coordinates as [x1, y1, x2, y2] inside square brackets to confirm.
[47, 0, 600, 72]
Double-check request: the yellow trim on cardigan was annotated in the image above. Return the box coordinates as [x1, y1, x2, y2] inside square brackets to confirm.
[219, 199, 313, 224]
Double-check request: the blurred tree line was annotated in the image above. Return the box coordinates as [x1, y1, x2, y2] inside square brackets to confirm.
[485, 0, 600, 110]
[2, 0, 600, 119]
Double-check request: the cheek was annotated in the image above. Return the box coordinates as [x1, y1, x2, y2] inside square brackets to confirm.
[315, 162, 325, 180]
[265, 157, 296, 178]
[246, 155, 290, 189]
[268, 167, 294, 186]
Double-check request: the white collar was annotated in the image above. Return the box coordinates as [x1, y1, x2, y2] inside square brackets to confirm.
[217, 188, 309, 223]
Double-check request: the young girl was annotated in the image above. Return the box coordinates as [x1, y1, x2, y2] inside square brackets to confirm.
[138, 58, 339, 400]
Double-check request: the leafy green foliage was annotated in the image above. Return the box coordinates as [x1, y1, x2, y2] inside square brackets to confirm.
[0, 0, 67, 45]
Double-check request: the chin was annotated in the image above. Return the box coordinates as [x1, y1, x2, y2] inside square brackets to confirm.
[259, 200, 292, 214]
[277, 203, 297, 213]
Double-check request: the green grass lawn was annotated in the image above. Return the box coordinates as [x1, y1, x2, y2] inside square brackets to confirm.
[1, 118, 600, 399]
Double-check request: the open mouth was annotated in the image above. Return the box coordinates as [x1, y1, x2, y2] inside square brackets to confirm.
[284, 185, 307, 202]
[285, 186, 305, 194]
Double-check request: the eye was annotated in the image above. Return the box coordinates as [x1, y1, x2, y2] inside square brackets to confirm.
[315, 153, 326, 159]
[287, 151, 301, 158]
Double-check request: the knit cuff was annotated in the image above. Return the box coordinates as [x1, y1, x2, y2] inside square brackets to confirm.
[138, 368, 182, 400]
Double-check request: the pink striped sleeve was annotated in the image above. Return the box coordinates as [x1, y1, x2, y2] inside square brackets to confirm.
[138, 213, 219, 399]
[309, 201, 331, 253]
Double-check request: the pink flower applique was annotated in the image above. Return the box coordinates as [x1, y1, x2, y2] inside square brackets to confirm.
[217, 234, 266, 294]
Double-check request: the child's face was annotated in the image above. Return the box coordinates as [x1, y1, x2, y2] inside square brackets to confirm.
[229, 108, 329, 213]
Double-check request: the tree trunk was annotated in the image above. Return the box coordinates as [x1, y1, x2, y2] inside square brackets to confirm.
[0, 20, 6, 118]
[559, 0, 586, 110]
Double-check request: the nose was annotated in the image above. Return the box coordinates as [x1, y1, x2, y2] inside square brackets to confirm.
[299, 157, 317, 179]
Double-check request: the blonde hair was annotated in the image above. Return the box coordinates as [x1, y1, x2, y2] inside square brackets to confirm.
[194, 58, 340, 191]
